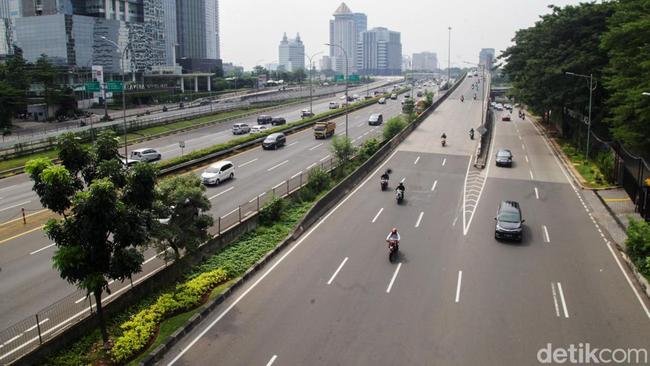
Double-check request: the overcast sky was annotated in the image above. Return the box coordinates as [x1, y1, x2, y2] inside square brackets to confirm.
[220, 0, 584, 70]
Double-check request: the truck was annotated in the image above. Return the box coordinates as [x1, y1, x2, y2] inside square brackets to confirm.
[314, 121, 336, 139]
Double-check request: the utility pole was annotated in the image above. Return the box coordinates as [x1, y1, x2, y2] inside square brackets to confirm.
[565, 71, 597, 159]
[326, 43, 349, 138]
[447, 26, 452, 88]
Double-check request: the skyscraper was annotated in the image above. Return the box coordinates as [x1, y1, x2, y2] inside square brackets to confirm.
[357, 27, 402, 76]
[162, 0, 176, 66]
[479, 48, 495, 69]
[278, 32, 304, 72]
[329, 2, 361, 74]
[176, 0, 220, 72]
[412, 52, 438, 71]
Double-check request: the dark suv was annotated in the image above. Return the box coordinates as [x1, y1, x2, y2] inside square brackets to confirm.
[494, 201, 524, 241]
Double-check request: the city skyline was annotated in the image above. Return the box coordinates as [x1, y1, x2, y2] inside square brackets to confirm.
[220, 0, 587, 70]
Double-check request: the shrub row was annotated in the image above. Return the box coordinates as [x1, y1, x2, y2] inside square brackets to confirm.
[626, 218, 650, 278]
[110, 268, 228, 363]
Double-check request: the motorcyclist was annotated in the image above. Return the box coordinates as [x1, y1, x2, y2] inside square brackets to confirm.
[469, 128, 475, 139]
[441, 132, 447, 140]
[460, 95, 464, 102]
[386, 228, 401, 249]
[396, 182, 405, 194]
[381, 171, 390, 181]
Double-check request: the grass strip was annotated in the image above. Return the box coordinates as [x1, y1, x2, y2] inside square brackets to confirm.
[558, 139, 612, 188]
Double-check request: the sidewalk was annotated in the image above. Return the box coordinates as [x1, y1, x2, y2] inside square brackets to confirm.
[528, 113, 650, 298]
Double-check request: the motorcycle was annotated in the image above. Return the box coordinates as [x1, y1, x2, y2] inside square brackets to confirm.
[460, 95, 464, 102]
[395, 189, 404, 204]
[380, 178, 388, 191]
[474, 94, 477, 100]
[441, 137, 447, 147]
[388, 240, 399, 262]
[469, 130, 474, 140]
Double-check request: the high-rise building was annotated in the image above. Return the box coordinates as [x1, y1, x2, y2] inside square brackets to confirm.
[162, 0, 176, 66]
[176, 0, 220, 72]
[319, 55, 332, 71]
[479, 48, 495, 69]
[412, 52, 438, 71]
[357, 27, 401, 76]
[329, 2, 361, 74]
[278, 32, 304, 72]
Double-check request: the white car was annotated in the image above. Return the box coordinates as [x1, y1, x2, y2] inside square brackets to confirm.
[250, 125, 269, 133]
[201, 160, 235, 185]
[130, 148, 161, 162]
[232, 123, 251, 135]
[329, 101, 340, 109]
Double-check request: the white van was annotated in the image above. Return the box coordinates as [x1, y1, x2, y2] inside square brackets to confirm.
[232, 123, 250, 135]
[201, 160, 235, 185]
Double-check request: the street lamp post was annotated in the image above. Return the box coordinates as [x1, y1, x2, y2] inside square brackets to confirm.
[100, 36, 130, 160]
[447, 26, 452, 88]
[302, 52, 323, 114]
[565, 71, 596, 159]
[325, 43, 349, 138]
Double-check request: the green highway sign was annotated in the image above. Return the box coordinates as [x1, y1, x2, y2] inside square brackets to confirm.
[106, 80, 124, 92]
[85, 81, 100, 92]
[349, 74, 360, 81]
[335, 74, 345, 81]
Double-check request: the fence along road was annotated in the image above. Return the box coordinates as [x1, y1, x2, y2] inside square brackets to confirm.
[0, 85, 433, 364]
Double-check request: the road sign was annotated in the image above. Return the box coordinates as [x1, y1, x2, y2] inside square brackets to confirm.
[85, 81, 100, 92]
[335, 74, 344, 81]
[349, 74, 360, 81]
[106, 80, 124, 92]
[179, 141, 185, 149]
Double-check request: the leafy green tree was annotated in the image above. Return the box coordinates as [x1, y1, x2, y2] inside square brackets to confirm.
[26, 143, 158, 343]
[384, 116, 407, 140]
[601, 0, 650, 156]
[152, 175, 213, 261]
[330, 135, 355, 166]
[625, 217, 650, 277]
[57, 133, 91, 177]
[402, 98, 415, 115]
[0, 80, 23, 129]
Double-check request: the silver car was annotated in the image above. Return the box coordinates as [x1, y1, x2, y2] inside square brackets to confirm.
[130, 148, 161, 162]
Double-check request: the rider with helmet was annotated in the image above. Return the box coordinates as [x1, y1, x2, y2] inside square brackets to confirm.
[386, 227, 401, 251]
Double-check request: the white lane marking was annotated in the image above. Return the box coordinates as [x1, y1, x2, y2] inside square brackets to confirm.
[386, 263, 402, 293]
[291, 171, 303, 179]
[29, 243, 56, 255]
[266, 355, 278, 366]
[551, 283, 560, 317]
[534, 187, 540, 200]
[320, 155, 330, 162]
[0, 201, 31, 213]
[452, 216, 458, 227]
[431, 180, 438, 192]
[272, 182, 284, 190]
[400, 177, 405, 183]
[604, 240, 650, 319]
[309, 143, 323, 151]
[165, 149, 402, 366]
[287, 141, 298, 147]
[267, 160, 289, 172]
[557, 282, 569, 318]
[543, 225, 550, 243]
[306, 163, 317, 170]
[24, 318, 48, 333]
[238, 158, 258, 168]
[415, 212, 424, 228]
[529, 170, 534, 180]
[455, 270, 463, 303]
[442, 158, 447, 166]
[522, 144, 526, 150]
[208, 186, 234, 200]
[414, 156, 420, 165]
[518, 135, 522, 140]
[372, 208, 384, 223]
[525, 155, 529, 163]
[327, 257, 349, 285]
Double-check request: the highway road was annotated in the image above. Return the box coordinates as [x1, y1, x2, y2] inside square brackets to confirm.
[0, 79, 425, 336]
[158, 77, 650, 366]
[0, 79, 394, 224]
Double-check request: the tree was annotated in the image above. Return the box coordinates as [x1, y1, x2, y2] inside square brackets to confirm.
[330, 135, 355, 166]
[25, 148, 158, 343]
[601, 0, 650, 157]
[402, 98, 415, 115]
[152, 175, 213, 261]
[57, 133, 91, 177]
[0, 80, 24, 129]
[383, 116, 407, 140]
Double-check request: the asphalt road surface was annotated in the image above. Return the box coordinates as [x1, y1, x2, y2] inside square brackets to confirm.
[158, 77, 650, 366]
[0, 79, 424, 331]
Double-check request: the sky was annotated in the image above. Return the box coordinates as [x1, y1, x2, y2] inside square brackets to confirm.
[220, 0, 584, 70]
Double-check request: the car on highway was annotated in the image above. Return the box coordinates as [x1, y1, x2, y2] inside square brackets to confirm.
[250, 125, 269, 134]
[130, 148, 161, 162]
[201, 160, 235, 185]
[368, 113, 383, 126]
[300, 109, 314, 118]
[232, 123, 250, 135]
[390, 93, 398, 100]
[378, 97, 386, 104]
[262, 132, 286, 149]
[495, 149, 513, 167]
[257, 115, 273, 124]
[271, 117, 286, 126]
[502, 115, 511, 121]
[329, 101, 340, 109]
[494, 201, 524, 241]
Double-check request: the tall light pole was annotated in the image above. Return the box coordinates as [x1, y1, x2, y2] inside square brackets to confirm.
[325, 43, 349, 138]
[447, 26, 452, 88]
[100, 36, 130, 160]
[565, 71, 596, 159]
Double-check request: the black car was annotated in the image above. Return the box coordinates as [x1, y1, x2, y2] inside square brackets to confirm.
[494, 201, 524, 241]
[495, 149, 513, 167]
[262, 133, 286, 150]
[257, 115, 273, 124]
[271, 117, 286, 126]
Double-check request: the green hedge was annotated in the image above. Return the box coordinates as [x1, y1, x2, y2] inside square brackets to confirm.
[626, 217, 650, 278]
[110, 268, 228, 363]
